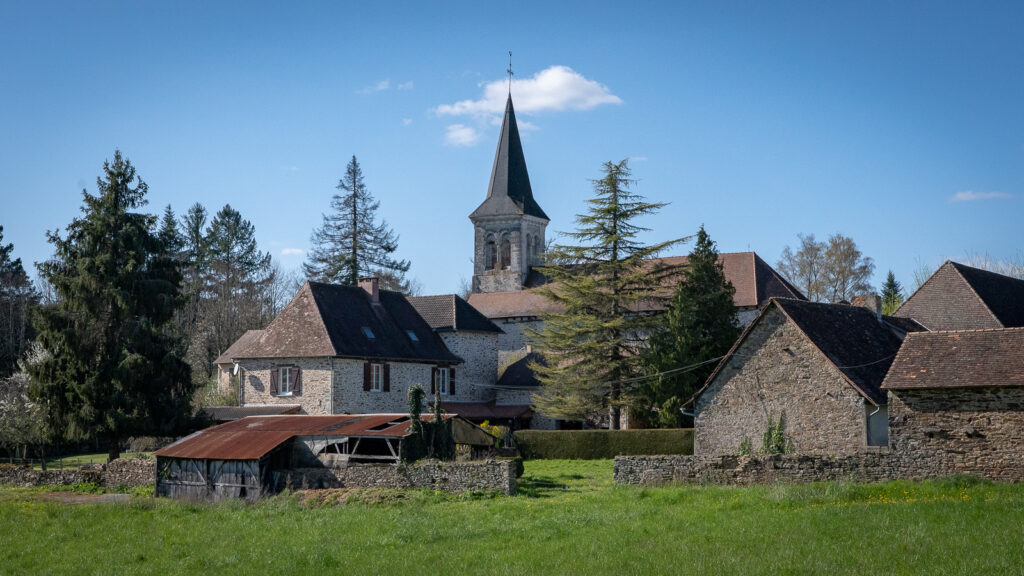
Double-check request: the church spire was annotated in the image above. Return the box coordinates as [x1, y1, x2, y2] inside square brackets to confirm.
[469, 94, 549, 220]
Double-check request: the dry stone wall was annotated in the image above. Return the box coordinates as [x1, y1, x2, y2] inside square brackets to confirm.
[0, 458, 153, 488]
[277, 460, 516, 495]
[615, 453, 895, 486]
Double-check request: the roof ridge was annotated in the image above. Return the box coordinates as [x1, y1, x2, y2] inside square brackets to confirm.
[909, 326, 1024, 335]
[948, 261, 1004, 327]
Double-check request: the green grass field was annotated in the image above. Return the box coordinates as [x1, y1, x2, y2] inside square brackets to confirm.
[2, 460, 1023, 575]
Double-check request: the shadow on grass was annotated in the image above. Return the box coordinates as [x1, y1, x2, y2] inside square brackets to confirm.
[517, 475, 570, 498]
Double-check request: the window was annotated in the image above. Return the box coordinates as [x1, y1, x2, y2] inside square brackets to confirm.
[272, 366, 300, 396]
[406, 330, 419, 342]
[370, 363, 383, 392]
[486, 236, 497, 270]
[279, 367, 293, 395]
[361, 326, 375, 339]
[436, 368, 450, 395]
[500, 234, 511, 269]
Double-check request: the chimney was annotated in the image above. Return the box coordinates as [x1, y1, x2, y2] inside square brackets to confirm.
[358, 277, 379, 303]
[851, 293, 882, 319]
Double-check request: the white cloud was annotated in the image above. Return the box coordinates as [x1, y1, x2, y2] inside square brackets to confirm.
[358, 79, 390, 94]
[401, 118, 413, 126]
[397, 81, 414, 91]
[435, 65, 621, 117]
[950, 190, 1012, 202]
[281, 248, 304, 256]
[444, 124, 480, 147]
[629, 156, 648, 163]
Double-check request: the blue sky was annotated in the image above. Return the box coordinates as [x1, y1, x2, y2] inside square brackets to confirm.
[2, 1, 1021, 295]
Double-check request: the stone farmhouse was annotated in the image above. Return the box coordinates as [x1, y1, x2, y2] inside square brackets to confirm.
[688, 261, 1024, 476]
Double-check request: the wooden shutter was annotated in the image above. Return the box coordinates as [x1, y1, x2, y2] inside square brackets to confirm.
[291, 367, 301, 394]
[363, 362, 371, 391]
[270, 365, 278, 395]
[449, 367, 455, 395]
[431, 367, 438, 394]
[383, 363, 391, 392]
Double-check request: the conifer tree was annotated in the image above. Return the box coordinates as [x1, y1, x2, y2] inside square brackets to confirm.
[641, 226, 740, 427]
[530, 159, 687, 428]
[0, 226, 37, 377]
[303, 156, 411, 291]
[881, 270, 904, 315]
[29, 151, 195, 460]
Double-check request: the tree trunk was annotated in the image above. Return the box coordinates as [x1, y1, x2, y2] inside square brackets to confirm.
[107, 437, 120, 462]
[609, 404, 621, 430]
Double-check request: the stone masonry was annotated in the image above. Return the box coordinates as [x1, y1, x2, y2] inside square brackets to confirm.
[239, 357, 332, 414]
[695, 307, 871, 455]
[438, 331, 498, 403]
[889, 387, 1024, 482]
[276, 459, 516, 495]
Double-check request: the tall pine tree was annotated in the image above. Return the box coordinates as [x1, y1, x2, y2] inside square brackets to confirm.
[880, 270, 904, 315]
[642, 226, 740, 427]
[29, 151, 195, 460]
[303, 156, 411, 292]
[530, 159, 687, 429]
[0, 226, 37, 377]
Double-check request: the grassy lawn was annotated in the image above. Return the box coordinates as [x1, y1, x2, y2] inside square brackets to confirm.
[2, 459, 1023, 575]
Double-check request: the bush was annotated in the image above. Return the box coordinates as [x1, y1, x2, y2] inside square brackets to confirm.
[513, 429, 693, 460]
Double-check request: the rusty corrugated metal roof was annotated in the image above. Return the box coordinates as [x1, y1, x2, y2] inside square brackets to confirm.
[155, 414, 452, 461]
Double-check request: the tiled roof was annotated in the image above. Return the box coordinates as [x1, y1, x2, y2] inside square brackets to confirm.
[407, 294, 502, 333]
[439, 400, 533, 420]
[469, 96, 548, 221]
[468, 252, 804, 319]
[496, 352, 545, 388]
[894, 261, 1024, 330]
[232, 282, 461, 364]
[881, 315, 928, 334]
[214, 330, 263, 365]
[881, 328, 1024, 390]
[696, 298, 904, 406]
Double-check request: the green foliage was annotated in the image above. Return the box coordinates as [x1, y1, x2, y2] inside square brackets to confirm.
[530, 159, 688, 428]
[737, 436, 752, 456]
[881, 270, 904, 315]
[29, 150, 196, 461]
[430, 395, 454, 461]
[760, 413, 793, 455]
[0, 226, 38, 378]
[641, 226, 740, 427]
[513, 429, 694, 460]
[402, 385, 427, 462]
[304, 155, 411, 292]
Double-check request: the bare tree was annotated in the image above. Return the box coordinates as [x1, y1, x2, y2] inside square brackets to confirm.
[962, 250, 1024, 279]
[778, 233, 874, 302]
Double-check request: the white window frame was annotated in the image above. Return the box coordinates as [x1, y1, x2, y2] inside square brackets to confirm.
[437, 368, 450, 396]
[370, 363, 383, 392]
[279, 366, 293, 396]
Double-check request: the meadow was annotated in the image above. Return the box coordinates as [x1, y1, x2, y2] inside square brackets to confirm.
[1, 459, 1023, 575]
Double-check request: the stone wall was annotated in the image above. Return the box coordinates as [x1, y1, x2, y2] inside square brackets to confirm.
[889, 387, 1024, 482]
[495, 319, 543, 352]
[0, 458, 152, 488]
[239, 357, 332, 414]
[614, 453, 896, 486]
[332, 359, 436, 413]
[439, 332, 498, 403]
[276, 460, 516, 495]
[695, 307, 870, 455]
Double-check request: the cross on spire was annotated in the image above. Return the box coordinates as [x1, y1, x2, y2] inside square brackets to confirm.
[507, 51, 513, 95]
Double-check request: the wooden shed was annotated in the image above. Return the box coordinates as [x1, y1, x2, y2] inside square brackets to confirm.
[154, 413, 494, 501]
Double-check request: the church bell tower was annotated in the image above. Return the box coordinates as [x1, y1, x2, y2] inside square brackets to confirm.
[469, 94, 549, 294]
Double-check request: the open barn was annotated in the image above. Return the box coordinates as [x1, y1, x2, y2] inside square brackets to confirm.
[154, 413, 495, 501]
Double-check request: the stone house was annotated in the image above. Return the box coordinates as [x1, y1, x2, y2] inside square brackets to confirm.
[224, 278, 462, 415]
[893, 260, 1024, 330]
[692, 298, 913, 455]
[882, 327, 1024, 480]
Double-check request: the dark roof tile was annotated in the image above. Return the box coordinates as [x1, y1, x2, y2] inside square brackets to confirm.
[407, 294, 502, 333]
[882, 328, 1024, 390]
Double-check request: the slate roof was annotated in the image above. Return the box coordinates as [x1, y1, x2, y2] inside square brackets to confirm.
[468, 252, 804, 319]
[497, 352, 546, 388]
[439, 401, 533, 420]
[201, 404, 301, 422]
[469, 96, 548, 221]
[881, 328, 1024, 390]
[696, 298, 905, 406]
[406, 294, 502, 333]
[214, 330, 263, 365]
[230, 282, 461, 364]
[881, 315, 928, 334]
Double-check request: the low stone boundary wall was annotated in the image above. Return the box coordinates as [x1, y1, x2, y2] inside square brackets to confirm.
[0, 458, 154, 489]
[277, 460, 516, 495]
[615, 450, 1024, 486]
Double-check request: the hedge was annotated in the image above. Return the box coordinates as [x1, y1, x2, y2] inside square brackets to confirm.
[513, 429, 694, 460]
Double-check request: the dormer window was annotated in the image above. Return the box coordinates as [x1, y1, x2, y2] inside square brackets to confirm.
[361, 326, 375, 339]
[406, 330, 419, 342]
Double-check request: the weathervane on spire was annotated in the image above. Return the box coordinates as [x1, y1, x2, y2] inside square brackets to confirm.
[507, 51, 513, 95]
